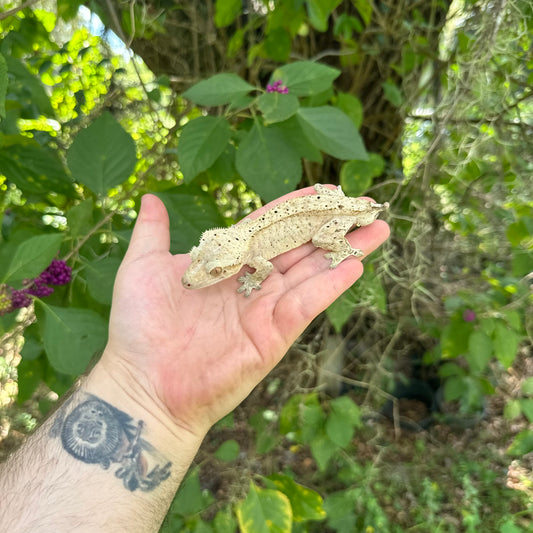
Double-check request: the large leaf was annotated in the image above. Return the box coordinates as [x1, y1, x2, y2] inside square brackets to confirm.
[296, 106, 367, 160]
[214, 0, 242, 27]
[157, 185, 226, 253]
[2, 233, 63, 283]
[67, 112, 137, 194]
[0, 143, 76, 197]
[306, 0, 343, 31]
[183, 73, 255, 106]
[340, 153, 385, 197]
[466, 330, 493, 373]
[177, 116, 230, 182]
[257, 92, 299, 124]
[36, 303, 107, 375]
[4, 55, 53, 115]
[272, 61, 340, 97]
[326, 396, 361, 447]
[265, 474, 326, 522]
[84, 256, 121, 305]
[274, 117, 322, 163]
[171, 468, 214, 516]
[507, 429, 533, 456]
[236, 122, 301, 201]
[493, 322, 519, 368]
[236, 482, 292, 533]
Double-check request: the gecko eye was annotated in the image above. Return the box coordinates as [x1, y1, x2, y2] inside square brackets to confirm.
[209, 267, 223, 276]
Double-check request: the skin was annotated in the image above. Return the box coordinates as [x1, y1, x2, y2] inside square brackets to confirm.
[0, 186, 390, 532]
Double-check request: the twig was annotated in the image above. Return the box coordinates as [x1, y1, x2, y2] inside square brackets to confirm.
[0, 0, 38, 21]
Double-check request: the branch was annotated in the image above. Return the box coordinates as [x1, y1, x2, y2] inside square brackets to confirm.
[0, 0, 38, 21]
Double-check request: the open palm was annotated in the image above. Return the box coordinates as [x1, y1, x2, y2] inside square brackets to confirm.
[102, 189, 390, 437]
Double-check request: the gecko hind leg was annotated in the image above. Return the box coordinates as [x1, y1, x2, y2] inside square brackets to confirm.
[312, 218, 364, 268]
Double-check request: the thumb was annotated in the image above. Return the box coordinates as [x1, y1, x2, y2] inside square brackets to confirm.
[126, 194, 170, 258]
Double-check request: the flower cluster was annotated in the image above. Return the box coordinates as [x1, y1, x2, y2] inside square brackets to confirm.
[0, 259, 72, 316]
[463, 309, 476, 322]
[266, 80, 289, 94]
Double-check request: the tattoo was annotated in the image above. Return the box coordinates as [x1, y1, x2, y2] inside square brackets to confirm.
[50, 394, 172, 492]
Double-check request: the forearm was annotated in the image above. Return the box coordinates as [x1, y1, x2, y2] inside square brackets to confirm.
[0, 360, 205, 533]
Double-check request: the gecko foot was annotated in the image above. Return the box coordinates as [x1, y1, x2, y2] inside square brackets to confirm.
[325, 248, 364, 268]
[237, 272, 262, 296]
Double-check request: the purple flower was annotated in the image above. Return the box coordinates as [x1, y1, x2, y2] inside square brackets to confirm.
[266, 79, 289, 94]
[463, 309, 476, 322]
[26, 280, 54, 297]
[40, 259, 72, 286]
[11, 289, 32, 309]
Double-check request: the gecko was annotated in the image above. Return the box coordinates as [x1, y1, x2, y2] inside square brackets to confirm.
[182, 184, 389, 296]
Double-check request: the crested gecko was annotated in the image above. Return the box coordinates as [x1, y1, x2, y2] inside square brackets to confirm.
[182, 184, 389, 296]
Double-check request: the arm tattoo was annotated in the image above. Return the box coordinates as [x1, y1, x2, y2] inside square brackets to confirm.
[49, 393, 172, 492]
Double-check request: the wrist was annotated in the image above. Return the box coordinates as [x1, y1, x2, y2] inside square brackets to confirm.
[84, 351, 206, 467]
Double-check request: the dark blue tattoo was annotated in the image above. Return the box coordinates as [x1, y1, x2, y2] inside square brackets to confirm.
[50, 394, 172, 492]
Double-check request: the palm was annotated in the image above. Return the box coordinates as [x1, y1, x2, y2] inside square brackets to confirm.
[105, 193, 389, 435]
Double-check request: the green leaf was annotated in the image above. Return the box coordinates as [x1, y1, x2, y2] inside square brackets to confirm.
[36, 303, 107, 375]
[310, 433, 337, 471]
[381, 81, 403, 107]
[301, 397, 326, 443]
[352, 0, 372, 26]
[274, 117, 322, 163]
[466, 330, 493, 373]
[67, 112, 137, 195]
[507, 429, 533, 456]
[306, 0, 342, 31]
[236, 122, 301, 202]
[326, 396, 362, 448]
[84, 257, 121, 305]
[521, 377, 533, 396]
[67, 199, 94, 239]
[335, 92, 363, 128]
[326, 264, 386, 332]
[265, 474, 326, 522]
[157, 185, 226, 254]
[214, 0, 242, 27]
[444, 376, 465, 402]
[263, 28, 292, 62]
[503, 399, 522, 420]
[519, 399, 533, 423]
[272, 61, 340, 97]
[4, 55, 53, 115]
[340, 153, 384, 197]
[0, 144, 76, 197]
[213, 507, 238, 533]
[214, 439, 240, 462]
[183, 73, 255, 106]
[236, 482, 292, 533]
[0, 53, 7, 119]
[172, 468, 214, 516]
[16, 357, 45, 403]
[257, 93, 299, 124]
[177, 116, 230, 182]
[493, 322, 519, 368]
[512, 249, 533, 277]
[296, 106, 367, 160]
[2, 234, 63, 283]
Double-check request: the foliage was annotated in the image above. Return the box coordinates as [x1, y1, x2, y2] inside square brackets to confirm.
[1, 0, 532, 531]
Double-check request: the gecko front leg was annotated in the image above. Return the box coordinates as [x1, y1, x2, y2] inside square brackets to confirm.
[237, 256, 274, 296]
[312, 217, 365, 268]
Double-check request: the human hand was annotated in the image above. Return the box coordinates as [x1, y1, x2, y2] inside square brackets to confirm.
[100, 187, 390, 439]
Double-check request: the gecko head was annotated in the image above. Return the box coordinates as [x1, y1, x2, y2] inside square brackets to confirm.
[354, 200, 389, 226]
[181, 228, 245, 290]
